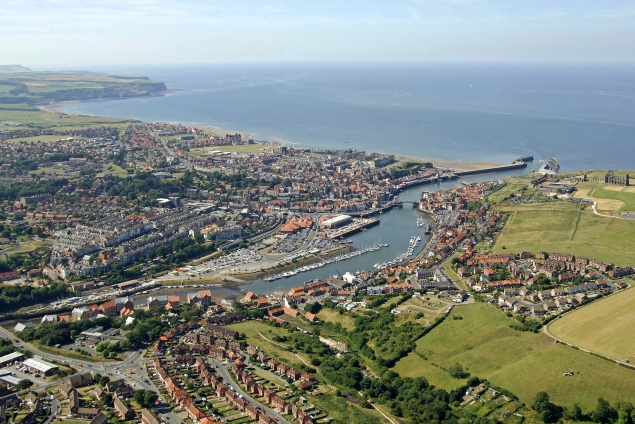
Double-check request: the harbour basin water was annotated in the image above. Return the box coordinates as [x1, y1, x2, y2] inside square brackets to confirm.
[240, 167, 528, 293]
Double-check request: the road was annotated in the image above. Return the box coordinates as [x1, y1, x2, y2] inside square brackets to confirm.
[209, 358, 291, 424]
[0, 326, 183, 424]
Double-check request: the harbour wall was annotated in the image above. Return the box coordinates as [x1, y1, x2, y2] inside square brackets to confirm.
[454, 161, 527, 177]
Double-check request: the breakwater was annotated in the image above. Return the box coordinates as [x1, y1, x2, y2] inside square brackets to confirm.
[454, 161, 527, 177]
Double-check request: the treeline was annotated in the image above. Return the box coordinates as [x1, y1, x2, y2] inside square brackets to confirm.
[0, 282, 70, 313]
[532, 392, 635, 424]
[20, 317, 116, 346]
[0, 178, 69, 201]
[124, 305, 201, 348]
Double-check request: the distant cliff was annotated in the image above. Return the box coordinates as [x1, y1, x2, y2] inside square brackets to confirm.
[0, 70, 168, 105]
[0, 65, 31, 73]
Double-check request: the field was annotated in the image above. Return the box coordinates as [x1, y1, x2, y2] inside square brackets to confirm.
[1, 239, 51, 256]
[391, 303, 635, 409]
[575, 182, 635, 215]
[189, 142, 270, 157]
[487, 176, 537, 204]
[3, 134, 85, 143]
[226, 321, 309, 368]
[316, 308, 356, 331]
[549, 287, 635, 361]
[0, 104, 136, 130]
[490, 203, 635, 266]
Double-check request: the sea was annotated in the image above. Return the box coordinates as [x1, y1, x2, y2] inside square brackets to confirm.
[56, 63, 635, 172]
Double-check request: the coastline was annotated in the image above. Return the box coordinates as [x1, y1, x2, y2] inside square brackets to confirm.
[39, 99, 504, 172]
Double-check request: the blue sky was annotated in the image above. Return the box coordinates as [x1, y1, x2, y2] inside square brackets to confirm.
[2, 0, 635, 66]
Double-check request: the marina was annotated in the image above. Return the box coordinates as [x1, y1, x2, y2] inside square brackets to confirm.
[240, 166, 529, 293]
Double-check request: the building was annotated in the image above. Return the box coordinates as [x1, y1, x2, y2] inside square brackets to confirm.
[22, 358, 58, 375]
[68, 372, 94, 388]
[89, 413, 109, 424]
[0, 352, 24, 368]
[13, 322, 34, 332]
[321, 215, 352, 229]
[114, 395, 135, 419]
[140, 409, 160, 424]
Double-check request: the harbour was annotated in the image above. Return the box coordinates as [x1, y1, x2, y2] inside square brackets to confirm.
[240, 165, 529, 293]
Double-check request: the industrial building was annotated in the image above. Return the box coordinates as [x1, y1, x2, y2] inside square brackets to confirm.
[320, 215, 352, 229]
[22, 358, 58, 376]
[0, 352, 24, 368]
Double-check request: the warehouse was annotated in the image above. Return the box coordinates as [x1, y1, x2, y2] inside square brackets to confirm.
[320, 215, 352, 229]
[22, 358, 58, 376]
[0, 352, 24, 368]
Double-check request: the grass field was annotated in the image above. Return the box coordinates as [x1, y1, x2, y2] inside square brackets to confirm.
[487, 176, 537, 204]
[226, 321, 308, 368]
[4, 134, 85, 143]
[490, 203, 635, 266]
[0, 104, 136, 130]
[189, 143, 270, 157]
[391, 303, 635, 409]
[316, 308, 356, 331]
[549, 287, 635, 361]
[103, 163, 131, 178]
[575, 182, 635, 215]
[311, 393, 392, 424]
[2, 239, 51, 256]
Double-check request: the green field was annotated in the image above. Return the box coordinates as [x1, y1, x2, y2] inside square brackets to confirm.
[316, 308, 356, 331]
[226, 321, 308, 368]
[5, 134, 85, 143]
[391, 303, 635, 409]
[549, 287, 635, 361]
[575, 182, 635, 215]
[0, 104, 136, 130]
[487, 176, 537, 204]
[189, 142, 270, 157]
[2, 239, 51, 256]
[491, 203, 635, 266]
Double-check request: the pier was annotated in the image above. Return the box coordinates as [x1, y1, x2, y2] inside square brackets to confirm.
[326, 217, 380, 239]
[454, 161, 527, 177]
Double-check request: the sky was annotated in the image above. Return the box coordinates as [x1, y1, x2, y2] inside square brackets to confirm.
[2, 0, 635, 66]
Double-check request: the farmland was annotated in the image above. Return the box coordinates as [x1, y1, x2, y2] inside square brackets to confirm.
[391, 303, 635, 410]
[548, 287, 635, 362]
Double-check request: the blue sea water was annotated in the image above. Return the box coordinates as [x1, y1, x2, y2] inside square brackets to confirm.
[59, 63, 635, 172]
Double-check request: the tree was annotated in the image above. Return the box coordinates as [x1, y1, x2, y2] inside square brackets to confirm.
[17, 379, 32, 390]
[448, 363, 469, 379]
[143, 391, 158, 408]
[564, 404, 583, 421]
[593, 398, 617, 424]
[532, 392, 562, 423]
[304, 302, 322, 314]
[99, 376, 110, 386]
[133, 390, 146, 405]
[101, 393, 113, 407]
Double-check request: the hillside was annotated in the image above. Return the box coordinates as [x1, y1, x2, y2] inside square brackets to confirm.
[392, 303, 635, 409]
